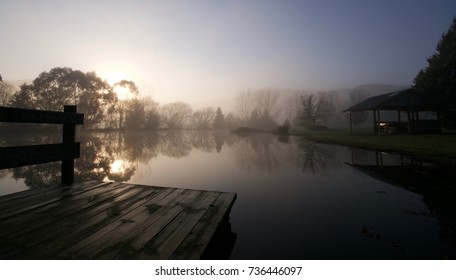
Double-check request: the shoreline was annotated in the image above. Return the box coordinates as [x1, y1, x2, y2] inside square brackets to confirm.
[289, 128, 456, 166]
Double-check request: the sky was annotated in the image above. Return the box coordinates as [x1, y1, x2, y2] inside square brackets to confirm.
[1, 0, 455, 109]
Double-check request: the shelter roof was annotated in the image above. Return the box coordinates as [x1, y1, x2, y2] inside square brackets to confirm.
[343, 88, 434, 112]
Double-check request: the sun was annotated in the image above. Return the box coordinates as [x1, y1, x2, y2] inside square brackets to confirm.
[113, 85, 135, 100]
[101, 70, 129, 86]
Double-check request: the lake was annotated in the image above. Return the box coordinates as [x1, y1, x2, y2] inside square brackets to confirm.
[1, 130, 455, 259]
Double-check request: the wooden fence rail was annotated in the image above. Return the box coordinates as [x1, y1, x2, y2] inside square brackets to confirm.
[0, 105, 84, 185]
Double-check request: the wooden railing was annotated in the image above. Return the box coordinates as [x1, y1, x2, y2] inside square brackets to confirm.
[0, 105, 84, 185]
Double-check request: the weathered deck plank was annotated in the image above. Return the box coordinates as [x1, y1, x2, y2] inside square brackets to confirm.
[0, 181, 236, 260]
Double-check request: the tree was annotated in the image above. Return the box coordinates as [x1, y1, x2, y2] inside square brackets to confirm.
[233, 88, 281, 130]
[0, 80, 14, 106]
[142, 96, 160, 130]
[124, 99, 146, 130]
[113, 80, 139, 129]
[213, 107, 225, 128]
[160, 102, 193, 129]
[192, 107, 216, 129]
[234, 90, 256, 122]
[9, 67, 116, 128]
[414, 17, 456, 128]
[295, 92, 334, 129]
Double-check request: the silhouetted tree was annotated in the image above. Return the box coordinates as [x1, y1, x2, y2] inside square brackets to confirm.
[213, 107, 225, 128]
[192, 107, 215, 129]
[414, 17, 456, 128]
[295, 92, 334, 129]
[160, 102, 192, 129]
[234, 89, 280, 130]
[0, 80, 14, 106]
[113, 80, 139, 129]
[234, 90, 256, 122]
[124, 99, 146, 129]
[9, 67, 116, 128]
[141, 96, 160, 130]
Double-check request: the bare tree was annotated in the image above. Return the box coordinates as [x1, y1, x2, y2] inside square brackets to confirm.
[283, 91, 300, 125]
[160, 102, 193, 129]
[0, 81, 14, 106]
[295, 92, 334, 129]
[192, 107, 216, 129]
[234, 90, 256, 123]
[233, 88, 281, 130]
[254, 88, 281, 120]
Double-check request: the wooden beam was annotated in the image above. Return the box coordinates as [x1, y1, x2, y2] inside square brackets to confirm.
[0, 106, 84, 124]
[0, 143, 80, 170]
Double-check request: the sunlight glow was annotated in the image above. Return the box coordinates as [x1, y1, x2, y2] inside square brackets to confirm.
[109, 159, 128, 175]
[113, 85, 135, 100]
[102, 70, 129, 86]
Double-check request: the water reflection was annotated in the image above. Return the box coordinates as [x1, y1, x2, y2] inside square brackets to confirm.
[296, 138, 341, 175]
[231, 134, 281, 174]
[1, 131, 456, 259]
[347, 149, 456, 251]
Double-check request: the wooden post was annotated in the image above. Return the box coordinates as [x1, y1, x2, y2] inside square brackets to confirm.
[373, 110, 377, 133]
[349, 112, 353, 135]
[407, 111, 411, 134]
[62, 105, 77, 185]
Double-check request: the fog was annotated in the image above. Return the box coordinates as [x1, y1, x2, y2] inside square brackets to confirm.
[1, 1, 455, 114]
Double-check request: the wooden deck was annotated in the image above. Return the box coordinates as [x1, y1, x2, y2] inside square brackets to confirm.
[0, 181, 236, 260]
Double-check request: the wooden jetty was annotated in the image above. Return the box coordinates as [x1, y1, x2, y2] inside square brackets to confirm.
[0, 180, 236, 259]
[0, 105, 237, 259]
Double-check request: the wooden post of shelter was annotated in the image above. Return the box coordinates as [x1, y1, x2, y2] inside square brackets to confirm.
[349, 112, 353, 134]
[373, 110, 377, 133]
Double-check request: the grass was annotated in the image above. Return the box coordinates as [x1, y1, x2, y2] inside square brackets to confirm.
[290, 127, 456, 164]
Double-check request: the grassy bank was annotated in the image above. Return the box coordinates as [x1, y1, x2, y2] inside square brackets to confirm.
[290, 128, 456, 164]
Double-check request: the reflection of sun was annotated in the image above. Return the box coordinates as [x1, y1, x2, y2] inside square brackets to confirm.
[110, 159, 127, 174]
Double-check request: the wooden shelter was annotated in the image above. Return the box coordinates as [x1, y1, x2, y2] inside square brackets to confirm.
[343, 88, 440, 135]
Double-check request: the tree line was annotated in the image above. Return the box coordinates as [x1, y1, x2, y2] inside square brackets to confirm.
[0, 67, 233, 130]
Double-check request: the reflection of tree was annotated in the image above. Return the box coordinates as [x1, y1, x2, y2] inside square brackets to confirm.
[122, 131, 160, 163]
[190, 131, 216, 153]
[159, 131, 192, 158]
[232, 134, 281, 173]
[296, 137, 339, 175]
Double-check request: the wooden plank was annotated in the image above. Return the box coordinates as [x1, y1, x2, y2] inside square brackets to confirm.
[16, 185, 168, 259]
[134, 191, 221, 260]
[0, 180, 106, 208]
[0, 182, 125, 237]
[0, 183, 147, 259]
[65, 188, 200, 259]
[0, 181, 237, 260]
[170, 192, 237, 259]
[0, 143, 80, 170]
[0, 181, 114, 219]
[0, 106, 84, 124]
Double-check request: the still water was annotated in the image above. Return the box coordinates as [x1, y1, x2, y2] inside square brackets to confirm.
[1, 130, 455, 259]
